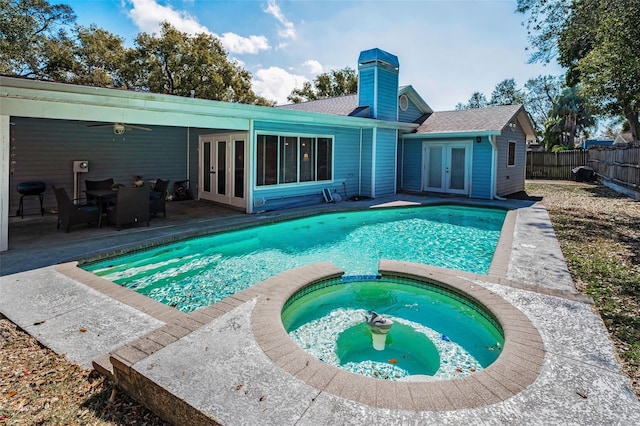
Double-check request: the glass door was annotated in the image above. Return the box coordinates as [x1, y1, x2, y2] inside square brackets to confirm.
[199, 133, 246, 209]
[423, 144, 445, 192]
[422, 142, 469, 195]
[446, 146, 468, 194]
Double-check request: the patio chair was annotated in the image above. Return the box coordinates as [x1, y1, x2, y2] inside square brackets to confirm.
[106, 185, 150, 230]
[150, 178, 170, 217]
[85, 178, 114, 206]
[53, 186, 101, 233]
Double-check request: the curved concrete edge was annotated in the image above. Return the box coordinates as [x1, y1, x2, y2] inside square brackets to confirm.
[488, 208, 516, 277]
[252, 260, 545, 412]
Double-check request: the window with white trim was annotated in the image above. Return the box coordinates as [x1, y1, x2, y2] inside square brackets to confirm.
[256, 133, 333, 186]
[507, 141, 516, 167]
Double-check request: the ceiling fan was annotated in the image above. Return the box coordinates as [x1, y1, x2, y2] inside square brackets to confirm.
[87, 122, 152, 135]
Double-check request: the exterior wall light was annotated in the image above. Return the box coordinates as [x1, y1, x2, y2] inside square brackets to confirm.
[476, 136, 482, 143]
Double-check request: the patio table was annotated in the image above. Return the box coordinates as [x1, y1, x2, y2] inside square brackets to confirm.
[85, 189, 117, 228]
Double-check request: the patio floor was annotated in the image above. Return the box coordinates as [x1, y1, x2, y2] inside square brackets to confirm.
[1, 194, 638, 425]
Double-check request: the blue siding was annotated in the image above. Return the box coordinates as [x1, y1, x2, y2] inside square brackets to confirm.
[252, 121, 362, 211]
[374, 128, 397, 196]
[398, 137, 495, 199]
[583, 139, 613, 149]
[496, 126, 526, 196]
[398, 99, 423, 123]
[401, 140, 423, 191]
[358, 68, 375, 112]
[358, 60, 398, 121]
[471, 137, 493, 199]
[376, 68, 398, 121]
[360, 128, 374, 198]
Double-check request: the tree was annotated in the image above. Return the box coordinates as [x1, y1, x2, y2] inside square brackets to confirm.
[524, 75, 564, 137]
[123, 22, 272, 105]
[516, 0, 572, 64]
[547, 86, 595, 148]
[0, 0, 76, 77]
[287, 67, 357, 103]
[543, 117, 564, 151]
[489, 78, 525, 106]
[566, 0, 640, 140]
[455, 91, 488, 110]
[2, 5, 273, 105]
[517, 0, 640, 140]
[71, 25, 126, 87]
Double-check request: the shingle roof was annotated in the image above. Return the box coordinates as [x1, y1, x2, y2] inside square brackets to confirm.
[277, 97, 533, 138]
[277, 95, 362, 116]
[276, 86, 431, 119]
[416, 104, 523, 134]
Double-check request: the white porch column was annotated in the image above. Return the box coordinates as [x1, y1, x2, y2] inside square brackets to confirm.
[0, 115, 10, 251]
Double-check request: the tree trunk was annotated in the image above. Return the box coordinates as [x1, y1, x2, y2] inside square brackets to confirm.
[624, 109, 640, 141]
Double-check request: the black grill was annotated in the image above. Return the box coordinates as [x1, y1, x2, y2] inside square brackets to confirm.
[16, 181, 46, 218]
[17, 181, 46, 196]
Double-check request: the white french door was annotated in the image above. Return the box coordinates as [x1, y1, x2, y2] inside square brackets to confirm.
[422, 142, 470, 195]
[199, 133, 247, 209]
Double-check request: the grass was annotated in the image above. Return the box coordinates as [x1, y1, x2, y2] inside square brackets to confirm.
[525, 182, 640, 397]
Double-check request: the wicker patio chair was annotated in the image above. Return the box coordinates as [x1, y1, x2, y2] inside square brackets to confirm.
[106, 185, 150, 230]
[150, 178, 170, 217]
[53, 186, 101, 233]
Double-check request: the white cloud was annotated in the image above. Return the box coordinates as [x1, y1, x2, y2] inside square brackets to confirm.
[303, 60, 323, 75]
[128, 0, 208, 34]
[220, 33, 270, 55]
[127, 0, 270, 55]
[265, 0, 296, 47]
[252, 67, 307, 105]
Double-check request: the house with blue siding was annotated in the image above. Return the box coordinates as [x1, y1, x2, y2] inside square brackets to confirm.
[0, 47, 535, 251]
[283, 48, 535, 201]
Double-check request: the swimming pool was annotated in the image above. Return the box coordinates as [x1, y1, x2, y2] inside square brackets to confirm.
[83, 205, 506, 312]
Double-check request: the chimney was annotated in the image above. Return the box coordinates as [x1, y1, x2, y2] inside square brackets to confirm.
[357, 48, 399, 121]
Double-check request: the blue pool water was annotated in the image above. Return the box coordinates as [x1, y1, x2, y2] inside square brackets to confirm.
[281, 277, 504, 381]
[83, 205, 506, 312]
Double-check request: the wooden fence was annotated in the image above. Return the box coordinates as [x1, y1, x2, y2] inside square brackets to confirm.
[587, 145, 640, 191]
[526, 150, 589, 180]
[526, 145, 640, 192]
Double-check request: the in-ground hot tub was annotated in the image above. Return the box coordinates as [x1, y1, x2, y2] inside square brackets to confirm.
[281, 275, 504, 382]
[251, 260, 545, 411]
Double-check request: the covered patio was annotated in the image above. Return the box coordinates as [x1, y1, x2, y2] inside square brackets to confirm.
[2, 76, 410, 253]
[0, 76, 249, 252]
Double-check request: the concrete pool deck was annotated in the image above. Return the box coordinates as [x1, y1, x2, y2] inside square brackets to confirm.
[1, 194, 639, 425]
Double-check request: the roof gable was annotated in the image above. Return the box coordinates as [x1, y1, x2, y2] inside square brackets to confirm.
[399, 85, 432, 114]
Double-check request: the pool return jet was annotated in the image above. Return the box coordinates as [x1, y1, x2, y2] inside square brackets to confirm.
[365, 311, 394, 350]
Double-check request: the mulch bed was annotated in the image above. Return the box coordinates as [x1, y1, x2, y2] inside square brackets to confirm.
[0, 319, 167, 425]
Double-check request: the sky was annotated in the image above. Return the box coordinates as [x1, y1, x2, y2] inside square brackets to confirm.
[61, 0, 564, 110]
